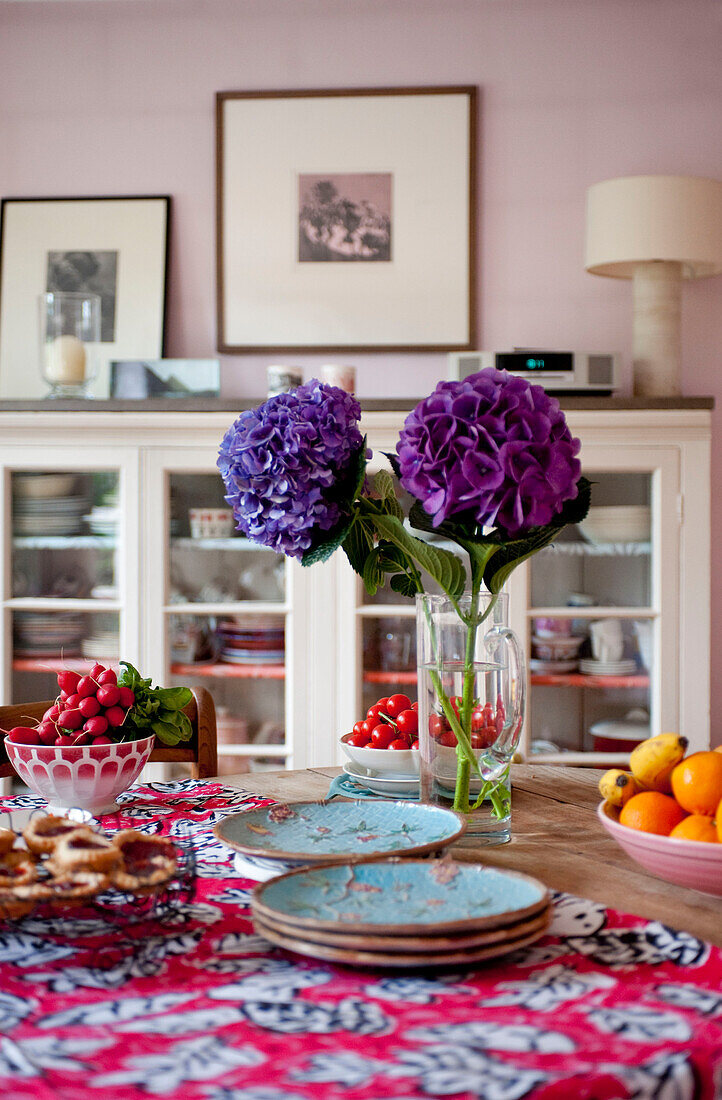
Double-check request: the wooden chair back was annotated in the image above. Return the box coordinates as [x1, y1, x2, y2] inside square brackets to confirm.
[0, 686, 217, 781]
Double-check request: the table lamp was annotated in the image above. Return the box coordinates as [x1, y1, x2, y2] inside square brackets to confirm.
[585, 175, 722, 396]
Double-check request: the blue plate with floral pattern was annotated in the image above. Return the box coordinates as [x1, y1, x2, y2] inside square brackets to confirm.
[252, 857, 550, 936]
[214, 799, 466, 874]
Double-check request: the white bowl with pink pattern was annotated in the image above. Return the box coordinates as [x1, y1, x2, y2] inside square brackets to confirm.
[4, 734, 155, 816]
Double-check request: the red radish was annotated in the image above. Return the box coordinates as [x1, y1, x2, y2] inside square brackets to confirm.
[76, 676, 97, 699]
[6, 726, 40, 745]
[79, 696, 101, 718]
[84, 715, 108, 736]
[97, 668, 117, 686]
[71, 732, 91, 745]
[57, 670, 81, 694]
[96, 685, 120, 708]
[64, 693, 81, 710]
[59, 690, 69, 703]
[57, 708, 83, 730]
[91, 735, 113, 745]
[54, 734, 74, 746]
[37, 721, 58, 745]
[117, 686, 135, 708]
[90, 663, 106, 679]
[104, 706, 126, 728]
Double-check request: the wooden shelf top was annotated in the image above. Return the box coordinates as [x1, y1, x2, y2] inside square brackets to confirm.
[171, 661, 285, 680]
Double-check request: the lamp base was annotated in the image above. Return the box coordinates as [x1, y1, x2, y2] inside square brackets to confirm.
[632, 261, 682, 397]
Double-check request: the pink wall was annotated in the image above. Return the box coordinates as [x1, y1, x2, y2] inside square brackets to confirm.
[1, 0, 721, 734]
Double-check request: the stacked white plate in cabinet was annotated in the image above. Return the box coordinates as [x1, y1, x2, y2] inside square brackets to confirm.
[579, 658, 637, 676]
[250, 859, 551, 969]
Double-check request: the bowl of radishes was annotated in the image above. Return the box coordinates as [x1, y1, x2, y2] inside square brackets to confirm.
[2, 661, 191, 816]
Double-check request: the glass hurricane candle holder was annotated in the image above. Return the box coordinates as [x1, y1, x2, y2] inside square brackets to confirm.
[39, 292, 101, 399]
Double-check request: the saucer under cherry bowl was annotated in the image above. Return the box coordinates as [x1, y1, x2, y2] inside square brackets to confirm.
[339, 732, 419, 776]
[4, 734, 155, 817]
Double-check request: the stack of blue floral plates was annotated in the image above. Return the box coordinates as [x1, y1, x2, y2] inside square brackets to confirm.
[250, 859, 551, 969]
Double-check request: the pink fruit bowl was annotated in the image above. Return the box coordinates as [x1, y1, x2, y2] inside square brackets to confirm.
[598, 800, 722, 897]
[4, 734, 155, 817]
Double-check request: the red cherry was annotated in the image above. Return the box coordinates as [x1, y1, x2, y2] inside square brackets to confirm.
[57, 708, 83, 730]
[396, 709, 418, 736]
[84, 715, 109, 736]
[360, 716, 382, 738]
[411, 702, 418, 712]
[385, 694, 412, 718]
[347, 731, 371, 747]
[117, 686, 135, 709]
[438, 730, 458, 747]
[6, 726, 40, 745]
[471, 726, 498, 749]
[79, 695, 101, 718]
[96, 685, 120, 708]
[410, 739, 420, 750]
[104, 706, 126, 728]
[352, 721, 366, 738]
[91, 735, 113, 745]
[389, 738, 411, 750]
[370, 723, 396, 749]
[54, 734, 74, 746]
[57, 670, 81, 694]
[90, 663, 107, 680]
[97, 668, 117, 686]
[428, 715, 448, 739]
[366, 702, 389, 724]
[76, 676, 98, 699]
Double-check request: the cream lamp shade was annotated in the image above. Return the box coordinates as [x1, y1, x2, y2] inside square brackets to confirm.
[585, 175, 722, 396]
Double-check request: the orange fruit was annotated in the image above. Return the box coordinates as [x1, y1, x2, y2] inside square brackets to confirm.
[717, 797, 722, 843]
[670, 751, 722, 816]
[619, 790, 687, 836]
[669, 814, 719, 843]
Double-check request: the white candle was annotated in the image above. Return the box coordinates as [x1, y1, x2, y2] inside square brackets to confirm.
[321, 364, 356, 393]
[45, 335, 87, 383]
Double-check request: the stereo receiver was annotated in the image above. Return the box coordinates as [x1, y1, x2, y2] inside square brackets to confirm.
[448, 350, 618, 394]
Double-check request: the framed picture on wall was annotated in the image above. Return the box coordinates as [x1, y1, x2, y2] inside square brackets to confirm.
[216, 86, 476, 353]
[0, 195, 170, 399]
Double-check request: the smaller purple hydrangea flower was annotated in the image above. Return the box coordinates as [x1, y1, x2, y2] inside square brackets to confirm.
[396, 368, 581, 534]
[217, 380, 363, 560]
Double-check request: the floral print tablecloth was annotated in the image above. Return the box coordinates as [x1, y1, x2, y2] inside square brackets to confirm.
[0, 779, 721, 1100]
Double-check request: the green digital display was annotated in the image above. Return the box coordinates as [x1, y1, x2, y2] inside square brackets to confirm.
[496, 352, 573, 373]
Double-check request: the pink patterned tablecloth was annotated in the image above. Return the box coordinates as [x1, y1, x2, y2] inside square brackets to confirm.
[0, 779, 721, 1100]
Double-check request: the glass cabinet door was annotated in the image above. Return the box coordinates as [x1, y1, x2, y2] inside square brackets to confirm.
[143, 449, 317, 777]
[1, 447, 140, 709]
[514, 443, 680, 764]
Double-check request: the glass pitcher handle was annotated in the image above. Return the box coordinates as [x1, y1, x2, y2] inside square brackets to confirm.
[485, 625, 526, 762]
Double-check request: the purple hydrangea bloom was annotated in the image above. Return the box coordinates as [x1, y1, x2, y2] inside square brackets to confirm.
[396, 368, 581, 534]
[217, 380, 363, 559]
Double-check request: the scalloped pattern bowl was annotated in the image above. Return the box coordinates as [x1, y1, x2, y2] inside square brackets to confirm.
[597, 800, 722, 896]
[339, 732, 419, 776]
[4, 735, 155, 816]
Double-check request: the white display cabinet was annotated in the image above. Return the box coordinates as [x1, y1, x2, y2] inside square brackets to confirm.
[0, 400, 712, 781]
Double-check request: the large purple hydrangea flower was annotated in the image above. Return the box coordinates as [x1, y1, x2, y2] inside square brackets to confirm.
[218, 380, 363, 559]
[396, 369, 581, 534]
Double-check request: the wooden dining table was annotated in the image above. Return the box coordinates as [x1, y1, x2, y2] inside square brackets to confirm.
[226, 762, 722, 948]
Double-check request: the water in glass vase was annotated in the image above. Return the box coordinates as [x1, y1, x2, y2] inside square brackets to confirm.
[416, 592, 525, 844]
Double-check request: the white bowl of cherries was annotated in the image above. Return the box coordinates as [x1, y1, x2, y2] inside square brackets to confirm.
[3, 663, 153, 815]
[340, 693, 420, 776]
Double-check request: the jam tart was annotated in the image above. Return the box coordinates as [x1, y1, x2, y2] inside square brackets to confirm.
[0, 850, 38, 888]
[111, 830, 177, 893]
[0, 828, 16, 857]
[42, 870, 110, 907]
[47, 829, 122, 876]
[0, 892, 34, 921]
[23, 815, 93, 856]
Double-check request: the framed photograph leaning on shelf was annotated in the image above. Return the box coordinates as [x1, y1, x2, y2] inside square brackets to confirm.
[0, 195, 170, 399]
[216, 86, 477, 354]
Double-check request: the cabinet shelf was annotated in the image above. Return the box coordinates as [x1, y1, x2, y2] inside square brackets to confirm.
[171, 661, 285, 680]
[364, 669, 417, 684]
[530, 672, 649, 688]
[13, 657, 115, 673]
[541, 541, 651, 557]
[171, 537, 273, 552]
[12, 536, 117, 550]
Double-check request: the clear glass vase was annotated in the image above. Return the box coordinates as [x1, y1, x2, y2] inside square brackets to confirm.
[416, 591, 525, 843]
[39, 292, 101, 399]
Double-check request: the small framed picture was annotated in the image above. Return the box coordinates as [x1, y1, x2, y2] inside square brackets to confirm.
[0, 195, 170, 398]
[110, 359, 220, 399]
[216, 86, 476, 353]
